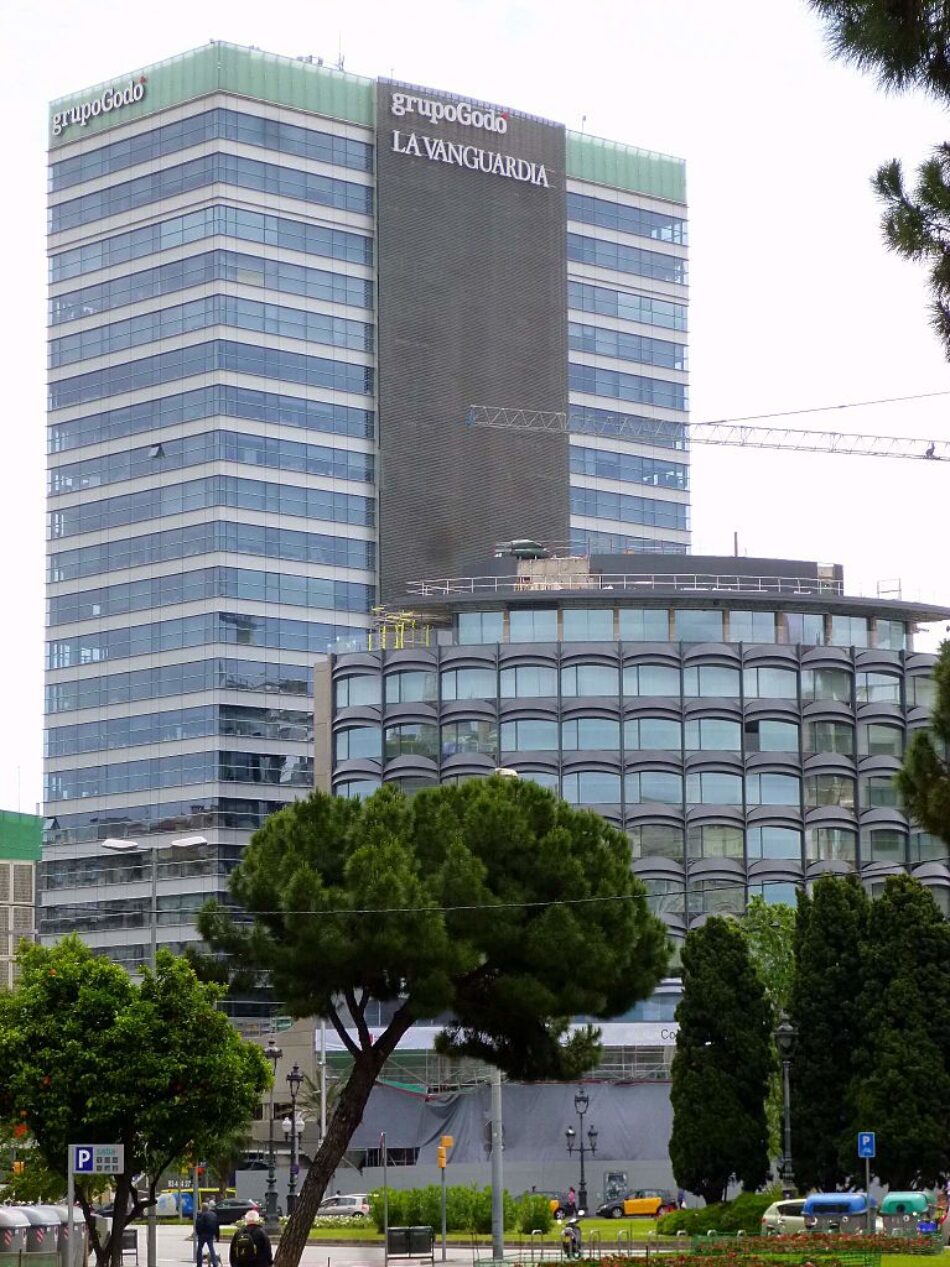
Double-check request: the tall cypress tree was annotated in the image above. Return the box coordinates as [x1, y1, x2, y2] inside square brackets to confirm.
[847, 874, 950, 1187]
[670, 918, 774, 1204]
[898, 640, 950, 843]
[788, 876, 869, 1192]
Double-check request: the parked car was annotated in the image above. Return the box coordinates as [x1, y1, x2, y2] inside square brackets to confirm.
[597, 1189, 678, 1219]
[761, 1198, 807, 1236]
[316, 1194, 370, 1219]
[212, 1199, 261, 1226]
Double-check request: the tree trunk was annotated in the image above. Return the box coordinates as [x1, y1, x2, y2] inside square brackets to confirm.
[274, 1010, 413, 1267]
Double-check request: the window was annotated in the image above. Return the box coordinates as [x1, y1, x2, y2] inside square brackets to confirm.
[458, 611, 504, 645]
[805, 827, 856, 863]
[499, 665, 558, 698]
[744, 720, 799, 753]
[909, 676, 936, 709]
[729, 610, 776, 642]
[567, 232, 688, 285]
[683, 665, 741, 697]
[334, 675, 380, 707]
[642, 878, 685, 918]
[743, 666, 798, 699]
[746, 772, 801, 806]
[562, 717, 621, 749]
[779, 612, 824, 646]
[860, 773, 899, 809]
[625, 717, 682, 750]
[334, 726, 381, 761]
[859, 722, 903, 757]
[804, 774, 855, 809]
[628, 824, 684, 860]
[688, 878, 744, 917]
[686, 772, 743, 805]
[441, 720, 497, 757]
[687, 825, 743, 859]
[385, 671, 436, 704]
[674, 610, 724, 641]
[562, 771, 621, 804]
[863, 828, 906, 863]
[619, 609, 670, 640]
[804, 720, 854, 755]
[623, 664, 680, 696]
[569, 483, 689, 527]
[562, 608, 614, 641]
[518, 770, 559, 791]
[684, 718, 741, 751]
[509, 608, 557, 642]
[569, 322, 687, 372]
[829, 615, 869, 648]
[910, 829, 947, 863]
[440, 668, 496, 700]
[500, 719, 558, 751]
[856, 672, 901, 705]
[748, 881, 800, 905]
[875, 619, 906, 651]
[801, 668, 852, 703]
[747, 826, 802, 861]
[571, 446, 688, 489]
[561, 664, 620, 696]
[567, 279, 687, 331]
[383, 724, 439, 761]
[566, 193, 688, 246]
[625, 771, 683, 804]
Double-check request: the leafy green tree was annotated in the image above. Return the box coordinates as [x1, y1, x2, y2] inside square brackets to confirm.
[788, 875, 869, 1192]
[198, 778, 670, 1267]
[738, 897, 797, 1157]
[898, 640, 950, 841]
[669, 918, 774, 1204]
[0, 938, 269, 1267]
[809, 3, 950, 353]
[847, 873, 950, 1187]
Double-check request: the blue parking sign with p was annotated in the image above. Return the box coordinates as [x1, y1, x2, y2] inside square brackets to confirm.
[858, 1132, 876, 1158]
[74, 1146, 94, 1173]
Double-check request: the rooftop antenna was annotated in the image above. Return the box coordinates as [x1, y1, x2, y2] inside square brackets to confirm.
[336, 32, 344, 72]
[580, 114, 587, 133]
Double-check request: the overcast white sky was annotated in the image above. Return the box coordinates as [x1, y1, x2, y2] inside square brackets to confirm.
[2, 0, 949, 814]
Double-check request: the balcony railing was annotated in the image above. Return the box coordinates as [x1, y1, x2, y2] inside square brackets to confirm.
[406, 572, 845, 598]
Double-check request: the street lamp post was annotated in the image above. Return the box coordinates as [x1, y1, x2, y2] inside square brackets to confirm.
[565, 1090, 598, 1213]
[264, 1040, 283, 1236]
[284, 1063, 304, 1216]
[774, 1015, 798, 1198]
[101, 834, 208, 1267]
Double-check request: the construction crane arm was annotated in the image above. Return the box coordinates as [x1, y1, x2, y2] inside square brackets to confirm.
[465, 404, 948, 461]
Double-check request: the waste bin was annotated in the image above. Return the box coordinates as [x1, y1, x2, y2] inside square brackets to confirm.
[881, 1192, 935, 1236]
[803, 1192, 872, 1233]
[0, 1207, 30, 1254]
[387, 1228, 411, 1256]
[408, 1227, 434, 1256]
[18, 1205, 63, 1254]
[53, 1204, 87, 1267]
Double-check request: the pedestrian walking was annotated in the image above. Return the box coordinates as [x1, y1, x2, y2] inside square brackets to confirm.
[194, 1202, 219, 1267]
[229, 1209, 272, 1267]
[566, 1186, 577, 1217]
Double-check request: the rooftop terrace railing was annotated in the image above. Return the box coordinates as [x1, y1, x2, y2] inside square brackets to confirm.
[406, 573, 845, 598]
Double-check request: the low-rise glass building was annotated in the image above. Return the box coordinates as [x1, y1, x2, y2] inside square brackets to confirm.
[317, 553, 950, 972]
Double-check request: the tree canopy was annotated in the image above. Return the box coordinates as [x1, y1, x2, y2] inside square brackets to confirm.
[0, 938, 269, 1267]
[810, 3, 950, 355]
[788, 875, 869, 1192]
[669, 917, 774, 1205]
[898, 640, 950, 842]
[198, 777, 670, 1267]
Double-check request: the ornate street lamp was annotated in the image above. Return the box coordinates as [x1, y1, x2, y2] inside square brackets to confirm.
[263, 1040, 283, 1235]
[774, 1015, 797, 1198]
[284, 1062, 304, 1216]
[564, 1090, 597, 1212]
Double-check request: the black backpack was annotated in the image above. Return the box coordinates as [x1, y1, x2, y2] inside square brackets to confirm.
[232, 1230, 257, 1266]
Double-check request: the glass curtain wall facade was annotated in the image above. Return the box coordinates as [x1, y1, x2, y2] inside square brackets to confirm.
[322, 578, 950, 962]
[44, 43, 688, 972]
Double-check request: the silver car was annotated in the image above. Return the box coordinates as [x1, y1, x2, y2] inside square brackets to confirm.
[761, 1199, 806, 1235]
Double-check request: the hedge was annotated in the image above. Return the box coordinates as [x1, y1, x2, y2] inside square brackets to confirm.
[368, 1186, 553, 1234]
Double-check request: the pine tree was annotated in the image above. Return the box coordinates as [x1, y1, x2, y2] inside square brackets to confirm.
[809, 4, 950, 355]
[788, 876, 869, 1192]
[847, 874, 950, 1187]
[669, 918, 774, 1204]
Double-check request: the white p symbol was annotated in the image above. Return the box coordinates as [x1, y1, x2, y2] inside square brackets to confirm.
[77, 1148, 92, 1171]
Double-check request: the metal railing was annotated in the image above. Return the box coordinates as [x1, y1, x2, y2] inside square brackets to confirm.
[407, 573, 845, 599]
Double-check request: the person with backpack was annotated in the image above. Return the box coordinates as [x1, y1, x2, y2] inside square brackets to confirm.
[230, 1209, 272, 1267]
[194, 1201, 220, 1267]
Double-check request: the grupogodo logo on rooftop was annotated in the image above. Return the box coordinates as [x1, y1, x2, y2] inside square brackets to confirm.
[52, 75, 147, 138]
[390, 91, 509, 135]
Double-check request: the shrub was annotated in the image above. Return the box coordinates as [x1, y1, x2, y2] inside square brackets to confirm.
[369, 1185, 516, 1234]
[516, 1194, 553, 1234]
[656, 1192, 776, 1237]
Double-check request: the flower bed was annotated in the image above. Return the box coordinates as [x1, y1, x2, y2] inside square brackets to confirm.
[599, 1256, 877, 1267]
[689, 1234, 941, 1256]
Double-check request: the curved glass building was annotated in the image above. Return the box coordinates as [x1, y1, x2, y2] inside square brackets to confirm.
[319, 553, 950, 964]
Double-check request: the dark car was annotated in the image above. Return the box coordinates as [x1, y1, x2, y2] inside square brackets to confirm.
[596, 1189, 678, 1219]
[210, 1199, 261, 1226]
